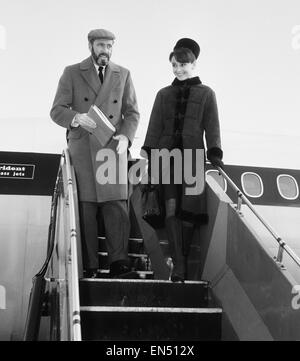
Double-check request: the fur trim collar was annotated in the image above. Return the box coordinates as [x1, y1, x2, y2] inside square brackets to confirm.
[172, 76, 202, 86]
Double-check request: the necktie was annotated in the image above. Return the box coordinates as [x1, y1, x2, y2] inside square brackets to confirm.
[98, 66, 104, 83]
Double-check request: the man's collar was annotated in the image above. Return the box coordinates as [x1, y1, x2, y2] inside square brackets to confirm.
[93, 62, 106, 71]
[80, 56, 94, 70]
[80, 56, 120, 73]
[80, 56, 108, 70]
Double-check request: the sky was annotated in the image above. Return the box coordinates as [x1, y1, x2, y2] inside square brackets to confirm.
[0, 0, 300, 168]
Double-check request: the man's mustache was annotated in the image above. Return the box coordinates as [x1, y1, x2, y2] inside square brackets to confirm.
[97, 53, 109, 60]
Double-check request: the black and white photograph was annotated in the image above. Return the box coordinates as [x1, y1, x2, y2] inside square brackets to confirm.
[0, 0, 300, 345]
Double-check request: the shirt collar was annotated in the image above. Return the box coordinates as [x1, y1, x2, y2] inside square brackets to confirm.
[93, 62, 107, 73]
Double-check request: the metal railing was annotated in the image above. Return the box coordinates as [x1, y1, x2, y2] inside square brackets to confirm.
[24, 148, 82, 340]
[23, 166, 62, 340]
[63, 148, 82, 341]
[216, 166, 300, 269]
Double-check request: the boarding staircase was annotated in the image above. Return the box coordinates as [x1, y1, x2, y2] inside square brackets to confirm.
[79, 234, 222, 340]
[23, 149, 222, 341]
[22, 148, 300, 340]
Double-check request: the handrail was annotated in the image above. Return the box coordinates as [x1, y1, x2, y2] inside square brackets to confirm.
[216, 166, 300, 268]
[37, 164, 63, 277]
[24, 149, 82, 341]
[63, 148, 82, 341]
[23, 164, 62, 340]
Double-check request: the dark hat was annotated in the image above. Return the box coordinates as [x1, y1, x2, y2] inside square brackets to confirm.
[174, 38, 200, 59]
[88, 29, 116, 42]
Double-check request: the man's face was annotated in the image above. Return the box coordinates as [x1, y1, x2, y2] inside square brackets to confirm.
[89, 38, 113, 66]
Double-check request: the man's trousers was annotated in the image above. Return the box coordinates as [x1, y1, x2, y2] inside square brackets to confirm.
[79, 200, 130, 270]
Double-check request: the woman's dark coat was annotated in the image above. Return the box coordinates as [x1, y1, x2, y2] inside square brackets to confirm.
[142, 79, 222, 223]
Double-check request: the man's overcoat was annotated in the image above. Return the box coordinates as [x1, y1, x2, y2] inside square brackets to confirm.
[50, 56, 139, 202]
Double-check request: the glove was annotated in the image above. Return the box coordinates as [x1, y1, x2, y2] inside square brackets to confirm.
[207, 147, 224, 169]
[209, 156, 224, 169]
[113, 134, 129, 154]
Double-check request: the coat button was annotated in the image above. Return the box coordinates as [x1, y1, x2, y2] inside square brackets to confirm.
[113, 100, 118, 103]
[109, 115, 113, 119]
[84, 97, 89, 101]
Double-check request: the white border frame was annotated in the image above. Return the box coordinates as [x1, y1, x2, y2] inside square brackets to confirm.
[241, 172, 264, 198]
[276, 174, 299, 200]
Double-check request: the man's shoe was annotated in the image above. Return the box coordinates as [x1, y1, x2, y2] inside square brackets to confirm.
[110, 260, 138, 279]
[84, 268, 98, 279]
[171, 273, 185, 283]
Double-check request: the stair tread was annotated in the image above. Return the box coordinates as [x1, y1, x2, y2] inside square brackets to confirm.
[83, 232, 222, 340]
[80, 278, 208, 285]
[80, 306, 222, 313]
[98, 236, 143, 242]
[97, 269, 153, 274]
[98, 251, 148, 258]
[98, 236, 167, 245]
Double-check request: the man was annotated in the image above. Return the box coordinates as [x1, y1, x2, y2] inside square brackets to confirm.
[50, 29, 140, 278]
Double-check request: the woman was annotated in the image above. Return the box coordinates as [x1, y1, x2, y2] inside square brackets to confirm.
[142, 38, 223, 282]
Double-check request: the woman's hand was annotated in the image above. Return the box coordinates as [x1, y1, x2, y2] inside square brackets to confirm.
[209, 156, 224, 169]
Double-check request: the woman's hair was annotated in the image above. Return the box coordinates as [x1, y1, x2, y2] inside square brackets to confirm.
[169, 47, 196, 63]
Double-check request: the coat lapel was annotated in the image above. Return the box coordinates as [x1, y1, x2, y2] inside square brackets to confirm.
[80, 56, 101, 95]
[94, 61, 120, 107]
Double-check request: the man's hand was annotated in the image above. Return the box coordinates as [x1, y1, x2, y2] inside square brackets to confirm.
[74, 113, 96, 129]
[113, 134, 129, 154]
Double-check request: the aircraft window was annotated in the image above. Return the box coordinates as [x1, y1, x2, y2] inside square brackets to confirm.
[277, 175, 299, 200]
[206, 170, 227, 191]
[241, 172, 263, 198]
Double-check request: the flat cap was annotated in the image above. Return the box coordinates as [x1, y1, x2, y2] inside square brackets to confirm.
[88, 29, 116, 42]
[174, 38, 200, 59]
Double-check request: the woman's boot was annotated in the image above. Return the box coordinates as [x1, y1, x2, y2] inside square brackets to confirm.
[165, 216, 185, 282]
[181, 221, 194, 257]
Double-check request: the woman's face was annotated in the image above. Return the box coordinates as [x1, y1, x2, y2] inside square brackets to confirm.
[171, 56, 196, 80]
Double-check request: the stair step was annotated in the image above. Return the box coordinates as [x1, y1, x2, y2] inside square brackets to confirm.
[80, 306, 221, 313]
[98, 236, 143, 242]
[98, 254, 151, 272]
[94, 269, 154, 279]
[79, 279, 210, 308]
[98, 252, 148, 258]
[98, 236, 169, 257]
[81, 229, 223, 341]
[98, 236, 145, 254]
[81, 278, 206, 284]
[80, 306, 222, 341]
